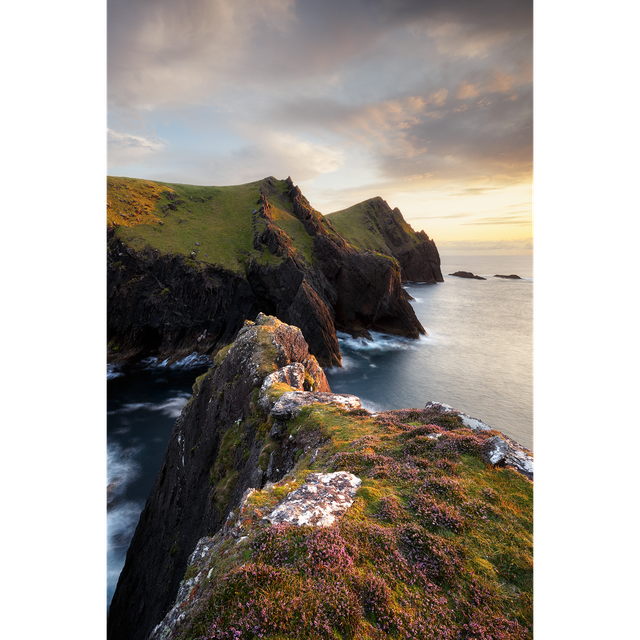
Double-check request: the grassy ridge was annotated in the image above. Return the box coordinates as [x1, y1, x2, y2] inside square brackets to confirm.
[178, 403, 533, 639]
[108, 176, 284, 273]
[327, 199, 421, 255]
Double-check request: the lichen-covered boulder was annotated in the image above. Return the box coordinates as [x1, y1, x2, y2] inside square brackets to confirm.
[264, 472, 362, 527]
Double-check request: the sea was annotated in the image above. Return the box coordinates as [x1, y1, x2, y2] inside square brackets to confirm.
[106, 254, 532, 607]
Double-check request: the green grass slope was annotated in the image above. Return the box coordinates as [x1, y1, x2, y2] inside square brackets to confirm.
[327, 198, 424, 256]
[107, 176, 315, 273]
[171, 402, 532, 639]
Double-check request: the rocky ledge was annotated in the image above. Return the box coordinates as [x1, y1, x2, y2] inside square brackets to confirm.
[424, 401, 533, 480]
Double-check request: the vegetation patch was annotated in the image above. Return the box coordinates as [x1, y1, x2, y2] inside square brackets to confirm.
[179, 406, 532, 639]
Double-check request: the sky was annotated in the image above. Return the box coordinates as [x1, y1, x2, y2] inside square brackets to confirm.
[107, 0, 533, 255]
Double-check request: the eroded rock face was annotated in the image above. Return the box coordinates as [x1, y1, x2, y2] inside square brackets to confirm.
[264, 472, 362, 527]
[108, 314, 335, 640]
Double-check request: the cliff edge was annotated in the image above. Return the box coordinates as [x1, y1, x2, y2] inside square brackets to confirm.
[108, 315, 533, 640]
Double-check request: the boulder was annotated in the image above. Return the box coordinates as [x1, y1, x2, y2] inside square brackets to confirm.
[483, 436, 534, 480]
[264, 472, 362, 527]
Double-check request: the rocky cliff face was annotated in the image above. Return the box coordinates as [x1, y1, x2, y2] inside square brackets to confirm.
[108, 315, 533, 640]
[107, 177, 429, 368]
[108, 314, 357, 640]
[326, 196, 443, 283]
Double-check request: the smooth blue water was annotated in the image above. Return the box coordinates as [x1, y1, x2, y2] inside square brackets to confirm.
[325, 255, 533, 450]
[106, 254, 532, 606]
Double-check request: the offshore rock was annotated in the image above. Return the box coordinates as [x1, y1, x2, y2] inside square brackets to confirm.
[448, 271, 486, 280]
[264, 472, 362, 527]
[494, 274, 522, 279]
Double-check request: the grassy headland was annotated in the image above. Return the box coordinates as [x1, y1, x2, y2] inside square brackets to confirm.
[328, 198, 423, 255]
[176, 400, 533, 639]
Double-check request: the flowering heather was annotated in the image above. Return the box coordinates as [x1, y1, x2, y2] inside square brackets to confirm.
[410, 492, 465, 532]
[177, 405, 532, 640]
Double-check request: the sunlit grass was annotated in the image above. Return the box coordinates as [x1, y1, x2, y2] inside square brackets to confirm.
[178, 406, 532, 639]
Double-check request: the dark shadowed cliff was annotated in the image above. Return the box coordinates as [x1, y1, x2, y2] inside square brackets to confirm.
[107, 176, 437, 368]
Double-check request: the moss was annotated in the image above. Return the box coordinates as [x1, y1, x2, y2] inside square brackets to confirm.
[213, 342, 233, 367]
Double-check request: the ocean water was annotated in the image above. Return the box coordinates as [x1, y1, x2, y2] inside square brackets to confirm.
[107, 355, 210, 608]
[106, 254, 532, 606]
[325, 255, 533, 450]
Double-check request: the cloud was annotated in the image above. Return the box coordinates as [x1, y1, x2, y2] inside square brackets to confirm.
[457, 81, 480, 99]
[437, 237, 533, 254]
[107, 0, 533, 216]
[462, 215, 531, 226]
[107, 129, 165, 166]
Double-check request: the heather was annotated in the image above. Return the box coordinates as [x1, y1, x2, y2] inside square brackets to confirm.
[177, 406, 532, 640]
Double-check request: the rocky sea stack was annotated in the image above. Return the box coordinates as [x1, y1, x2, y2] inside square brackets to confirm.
[107, 314, 533, 640]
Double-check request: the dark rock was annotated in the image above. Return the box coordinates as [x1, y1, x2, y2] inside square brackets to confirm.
[494, 274, 522, 279]
[107, 230, 263, 365]
[448, 271, 486, 280]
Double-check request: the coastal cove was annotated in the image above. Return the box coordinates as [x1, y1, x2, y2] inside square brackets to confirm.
[106, 254, 532, 608]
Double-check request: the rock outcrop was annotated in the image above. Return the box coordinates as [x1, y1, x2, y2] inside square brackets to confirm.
[494, 274, 522, 279]
[108, 177, 430, 368]
[264, 471, 362, 527]
[448, 271, 486, 280]
[424, 401, 533, 479]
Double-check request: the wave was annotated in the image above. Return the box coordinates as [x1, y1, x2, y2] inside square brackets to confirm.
[107, 442, 142, 495]
[107, 392, 192, 419]
[107, 443, 145, 606]
[107, 364, 123, 380]
[107, 500, 144, 606]
[338, 331, 418, 353]
[138, 352, 211, 370]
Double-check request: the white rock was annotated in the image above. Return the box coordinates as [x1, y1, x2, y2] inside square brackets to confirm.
[264, 471, 362, 527]
[271, 391, 361, 419]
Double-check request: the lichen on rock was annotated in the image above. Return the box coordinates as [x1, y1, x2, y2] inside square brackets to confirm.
[264, 472, 361, 527]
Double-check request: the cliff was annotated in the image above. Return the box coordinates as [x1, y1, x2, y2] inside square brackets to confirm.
[107, 176, 433, 368]
[108, 315, 533, 640]
[326, 197, 443, 283]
